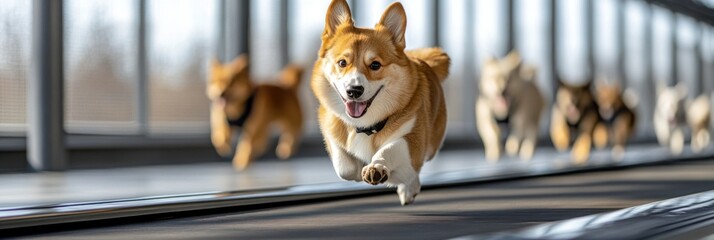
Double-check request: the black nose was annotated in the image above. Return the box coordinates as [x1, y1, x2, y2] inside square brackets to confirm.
[346, 86, 364, 99]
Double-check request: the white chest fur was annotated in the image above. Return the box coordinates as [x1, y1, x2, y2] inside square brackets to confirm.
[346, 132, 375, 164]
[343, 117, 416, 164]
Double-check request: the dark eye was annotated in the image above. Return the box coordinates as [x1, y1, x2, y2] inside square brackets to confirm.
[369, 61, 382, 70]
[337, 59, 347, 68]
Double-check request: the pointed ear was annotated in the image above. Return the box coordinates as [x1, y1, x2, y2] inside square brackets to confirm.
[502, 51, 522, 71]
[675, 82, 688, 97]
[324, 0, 353, 37]
[377, 2, 407, 50]
[230, 54, 249, 72]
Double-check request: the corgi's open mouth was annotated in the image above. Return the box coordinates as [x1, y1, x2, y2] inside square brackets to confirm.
[340, 85, 384, 118]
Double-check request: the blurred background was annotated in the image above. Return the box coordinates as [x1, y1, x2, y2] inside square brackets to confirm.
[0, 0, 713, 172]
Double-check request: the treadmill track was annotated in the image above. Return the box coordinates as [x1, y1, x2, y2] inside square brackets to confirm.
[22, 159, 714, 240]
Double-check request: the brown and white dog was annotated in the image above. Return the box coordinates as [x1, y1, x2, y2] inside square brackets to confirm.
[476, 51, 544, 161]
[654, 83, 689, 154]
[311, 0, 450, 205]
[656, 82, 712, 154]
[687, 93, 711, 152]
[592, 80, 636, 160]
[550, 79, 601, 163]
[207, 55, 304, 170]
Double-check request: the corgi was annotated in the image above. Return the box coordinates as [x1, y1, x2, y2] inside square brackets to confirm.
[311, 0, 450, 205]
[592, 80, 636, 160]
[476, 51, 545, 161]
[654, 82, 688, 154]
[550, 79, 601, 163]
[207, 55, 304, 170]
[686, 93, 711, 152]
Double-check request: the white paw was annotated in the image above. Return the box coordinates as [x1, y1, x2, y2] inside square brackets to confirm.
[397, 182, 420, 206]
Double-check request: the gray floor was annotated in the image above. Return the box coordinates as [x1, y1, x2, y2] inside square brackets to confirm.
[21, 158, 714, 239]
[0, 145, 705, 208]
[0, 150, 483, 207]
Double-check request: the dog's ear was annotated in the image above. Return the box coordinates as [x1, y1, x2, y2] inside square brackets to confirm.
[230, 54, 249, 72]
[502, 51, 522, 72]
[377, 2, 407, 50]
[675, 82, 688, 97]
[324, 0, 353, 38]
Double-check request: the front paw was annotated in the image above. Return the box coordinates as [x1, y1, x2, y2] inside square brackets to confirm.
[362, 163, 389, 185]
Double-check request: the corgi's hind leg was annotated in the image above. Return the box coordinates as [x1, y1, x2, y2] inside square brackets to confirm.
[276, 119, 303, 160]
[367, 138, 420, 205]
[611, 115, 635, 160]
[210, 105, 233, 156]
[550, 107, 570, 152]
[327, 140, 364, 181]
[571, 133, 592, 164]
[519, 124, 539, 160]
[477, 99, 501, 161]
[670, 127, 684, 155]
[691, 128, 710, 153]
[233, 123, 270, 170]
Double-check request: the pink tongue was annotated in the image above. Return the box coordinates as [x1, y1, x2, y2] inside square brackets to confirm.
[345, 101, 368, 118]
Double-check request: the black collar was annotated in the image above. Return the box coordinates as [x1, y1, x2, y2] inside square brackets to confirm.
[356, 118, 388, 136]
[226, 90, 256, 127]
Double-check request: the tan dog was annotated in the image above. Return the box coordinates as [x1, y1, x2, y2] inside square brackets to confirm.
[654, 83, 689, 154]
[592, 80, 636, 160]
[311, 0, 450, 205]
[686, 93, 711, 152]
[550, 79, 601, 163]
[476, 51, 544, 161]
[207, 55, 304, 170]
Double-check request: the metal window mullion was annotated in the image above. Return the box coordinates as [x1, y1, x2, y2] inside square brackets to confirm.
[137, 0, 149, 135]
[550, 0, 558, 98]
[694, 23, 704, 96]
[223, 0, 250, 61]
[462, 0, 477, 136]
[506, 0, 515, 54]
[279, 0, 289, 65]
[616, 0, 626, 85]
[670, 12, 678, 86]
[587, 0, 596, 80]
[643, 2, 656, 139]
[29, 0, 66, 171]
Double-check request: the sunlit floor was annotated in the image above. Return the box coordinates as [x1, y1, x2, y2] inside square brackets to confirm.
[0, 144, 706, 208]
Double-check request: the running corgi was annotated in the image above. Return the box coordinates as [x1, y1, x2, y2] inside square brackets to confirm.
[592, 80, 636, 160]
[550, 79, 601, 163]
[654, 82, 688, 155]
[686, 93, 711, 153]
[207, 55, 304, 170]
[311, 0, 450, 205]
[476, 51, 545, 161]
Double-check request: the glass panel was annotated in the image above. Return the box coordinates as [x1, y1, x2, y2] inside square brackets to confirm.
[652, 6, 673, 83]
[0, 1, 30, 134]
[148, 0, 217, 134]
[64, 0, 139, 134]
[558, 0, 588, 84]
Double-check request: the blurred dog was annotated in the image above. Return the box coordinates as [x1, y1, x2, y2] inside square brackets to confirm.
[207, 55, 304, 170]
[654, 83, 688, 154]
[476, 51, 545, 161]
[592, 80, 636, 160]
[686, 93, 711, 153]
[312, 0, 450, 205]
[550, 79, 600, 163]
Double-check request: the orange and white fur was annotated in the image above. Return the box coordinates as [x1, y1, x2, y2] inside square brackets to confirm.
[654, 82, 711, 154]
[311, 0, 450, 205]
[207, 55, 304, 170]
[476, 52, 544, 161]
